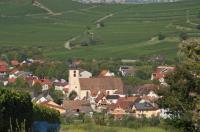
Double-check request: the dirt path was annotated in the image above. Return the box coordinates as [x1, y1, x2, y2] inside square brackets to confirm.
[64, 36, 81, 50]
[187, 21, 198, 26]
[32, 1, 61, 16]
[95, 13, 114, 23]
[80, 5, 99, 11]
[64, 13, 114, 49]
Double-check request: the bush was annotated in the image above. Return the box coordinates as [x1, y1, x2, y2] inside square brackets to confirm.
[196, 24, 200, 30]
[135, 70, 151, 80]
[93, 112, 106, 125]
[69, 91, 78, 100]
[179, 32, 188, 40]
[0, 88, 33, 131]
[158, 33, 165, 40]
[33, 104, 60, 123]
[0, 88, 60, 131]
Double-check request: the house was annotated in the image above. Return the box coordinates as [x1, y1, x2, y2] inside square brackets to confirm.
[106, 95, 120, 104]
[33, 94, 54, 104]
[107, 96, 137, 119]
[119, 66, 136, 77]
[29, 77, 52, 91]
[39, 79, 52, 91]
[0, 60, 8, 75]
[0, 75, 8, 86]
[11, 60, 20, 67]
[68, 69, 124, 99]
[9, 69, 19, 75]
[111, 106, 127, 119]
[79, 70, 92, 78]
[95, 92, 110, 111]
[133, 84, 159, 96]
[35, 97, 48, 104]
[108, 96, 138, 112]
[26, 75, 39, 86]
[151, 66, 175, 85]
[132, 84, 159, 102]
[54, 81, 69, 93]
[63, 100, 93, 115]
[98, 70, 115, 77]
[132, 99, 160, 118]
[13, 71, 31, 78]
[8, 78, 16, 84]
[41, 100, 66, 114]
[32, 92, 53, 102]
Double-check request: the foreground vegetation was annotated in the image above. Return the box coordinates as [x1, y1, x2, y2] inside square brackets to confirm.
[0, 88, 60, 131]
[61, 124, 169, 132]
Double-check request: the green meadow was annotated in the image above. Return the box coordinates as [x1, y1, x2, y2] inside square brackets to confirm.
[0, 0, 200, 60]
[61, 124, 170, 132]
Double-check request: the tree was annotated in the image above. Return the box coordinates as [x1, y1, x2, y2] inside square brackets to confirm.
[93, 112, 106, 125]
[179, 39, 200, 62]
[158, 33, 165, 40]
[179, 32, 188, 41]
[197, 10, 200, 19]
[32, 82, 42, 97]
[135, 70, 151, 80]
[196, 24, 200, 30]
[0, 88, 33, 131]
[158, 39, 200, 131]
[14, 78, 29, 88]
[69, 91, 77, 100]
[49, 89, 64, 105]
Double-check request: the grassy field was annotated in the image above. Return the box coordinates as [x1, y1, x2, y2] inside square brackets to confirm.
[61, 124, 170, 132]
[0, 0, 200, 60]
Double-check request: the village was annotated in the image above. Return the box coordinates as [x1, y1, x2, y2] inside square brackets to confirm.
[0, 58, 176, 120]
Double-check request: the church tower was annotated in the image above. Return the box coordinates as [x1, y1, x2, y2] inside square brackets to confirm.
[68, 69, 81, 97]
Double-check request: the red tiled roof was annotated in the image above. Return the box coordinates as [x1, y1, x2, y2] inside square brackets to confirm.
[63, 88, 69, 93]
[0, 66, 8, 72]
[63, 100, 90, 110]
[0, 60, 8, 66]
[10, 69, 18, 74]
[41, 100, 65, 110]
[95, 92, 106, 103]
[108, 96, 139, 111]
[39, 79, 52, 87]
[11, 60, 20, 66]
[79, 77, 124, 95]
[152, 66, 175, 80]
[54, 82, 68, 87]
[8, 78, 16, 83]
[98, 70, 109, 77]
[133, 84, 158, 95]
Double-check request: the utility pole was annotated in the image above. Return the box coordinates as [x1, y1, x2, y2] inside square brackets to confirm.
[186, 10, 190, 23]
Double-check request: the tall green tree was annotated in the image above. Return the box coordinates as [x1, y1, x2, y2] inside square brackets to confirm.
[32, 82, 42, 97]
[49, 89, 64, 105]
[158, 39, 200, 131]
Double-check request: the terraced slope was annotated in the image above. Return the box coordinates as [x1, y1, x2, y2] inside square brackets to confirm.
[0, 0, 200, 60]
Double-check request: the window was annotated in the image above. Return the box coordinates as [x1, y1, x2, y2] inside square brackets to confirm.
[73, 70, 76, 77]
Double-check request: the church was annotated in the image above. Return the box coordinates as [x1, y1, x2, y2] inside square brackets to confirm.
[68, 69, 124, 99]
